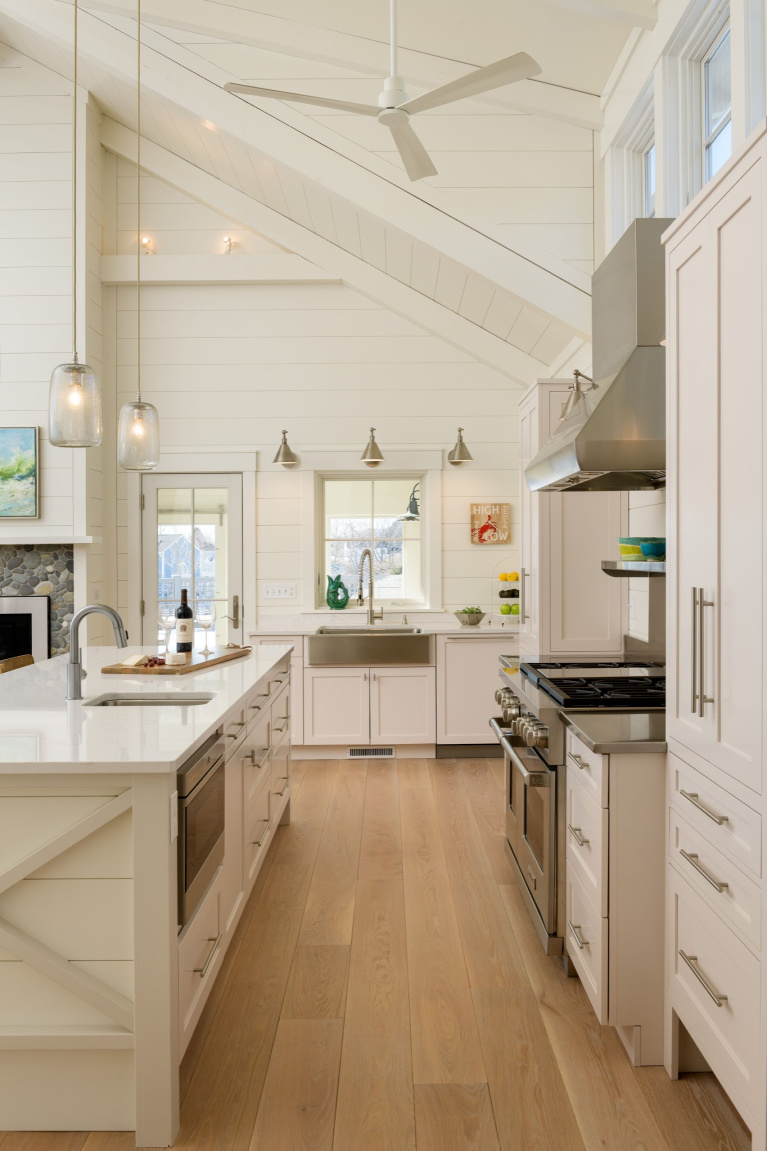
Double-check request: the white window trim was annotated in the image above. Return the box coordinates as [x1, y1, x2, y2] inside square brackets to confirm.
[643, 140, 656, 218]
[604, 80, 654, 248]
[302, 468, 443, 614]
[702, 23, 733, 182]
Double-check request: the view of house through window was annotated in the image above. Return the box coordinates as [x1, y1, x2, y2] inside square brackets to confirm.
[321, 476, 424, 606]
[704, 27, 732, 180]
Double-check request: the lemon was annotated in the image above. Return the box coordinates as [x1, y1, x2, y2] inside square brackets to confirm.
[509, 570, 520, 581]
[498, 572, 508, 581]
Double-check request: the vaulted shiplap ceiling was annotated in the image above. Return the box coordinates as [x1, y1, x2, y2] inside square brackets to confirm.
[0, 0, 644, 381]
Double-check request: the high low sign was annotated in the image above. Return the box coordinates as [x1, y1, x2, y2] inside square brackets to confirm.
[470, 502, 511, 544]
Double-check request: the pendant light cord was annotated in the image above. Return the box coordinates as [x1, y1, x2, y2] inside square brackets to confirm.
[136, 0, 142, 406]
[72, 0, 78, 361]
[390, 0, 398, 78]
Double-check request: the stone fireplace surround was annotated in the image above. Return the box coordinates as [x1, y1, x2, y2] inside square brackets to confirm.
[0, 545, 74, 655]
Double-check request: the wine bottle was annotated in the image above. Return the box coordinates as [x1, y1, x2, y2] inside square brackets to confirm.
[176, 588, 193, 653]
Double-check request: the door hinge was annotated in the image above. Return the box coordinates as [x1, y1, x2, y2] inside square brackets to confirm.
[140, 599, 145, 617]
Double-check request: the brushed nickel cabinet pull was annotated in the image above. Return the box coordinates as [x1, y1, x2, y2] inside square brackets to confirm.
[680, 849, 728, 893]
[193, 934, 221, 978]
[568, 753, 588, 770]
[251, 818, 271, 848]
[248, 748, 269, 770]
[568, 920, 589, 949]
[680, 789, 728, 825]
[568, 824, 589, 848]
[691, 586, 699, 713]
[698, 590, 715, 717]
[679, 950, 727, 1007]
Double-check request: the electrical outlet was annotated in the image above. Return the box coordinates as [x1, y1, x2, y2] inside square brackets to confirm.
[263, 582, 297, 599]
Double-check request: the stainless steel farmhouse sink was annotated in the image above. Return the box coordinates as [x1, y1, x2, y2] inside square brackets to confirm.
[85, 692, 215, 707]
[308, 628, 432, 666]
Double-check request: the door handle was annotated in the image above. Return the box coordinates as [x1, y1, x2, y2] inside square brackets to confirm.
[520, 567, 528, 622]
[691, 586, 699, 713]
[224, 595, 240, 630]
[500, 738, 551, 787]
[568, 921, 589, 949]
[697, 589, 714, 717]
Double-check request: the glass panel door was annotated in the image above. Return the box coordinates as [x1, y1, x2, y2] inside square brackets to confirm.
[141, 473, 243, 648]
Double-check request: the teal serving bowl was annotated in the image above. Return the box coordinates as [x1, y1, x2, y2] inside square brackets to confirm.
[640, 540, 666, 559]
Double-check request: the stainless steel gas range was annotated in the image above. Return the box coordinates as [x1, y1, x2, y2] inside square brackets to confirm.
[490, 658, 665, 960]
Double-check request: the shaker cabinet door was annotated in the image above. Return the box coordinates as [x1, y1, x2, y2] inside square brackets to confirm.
[370, 667, 436, 744]
[303, 667, 370, 745]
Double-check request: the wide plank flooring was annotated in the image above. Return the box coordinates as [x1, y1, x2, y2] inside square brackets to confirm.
[10, 758, 750, 1151]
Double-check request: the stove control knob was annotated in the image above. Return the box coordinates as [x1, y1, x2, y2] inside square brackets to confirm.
[526, 726, 549, 749]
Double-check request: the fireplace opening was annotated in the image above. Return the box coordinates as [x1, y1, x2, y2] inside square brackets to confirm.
[0, 614, 33, 660]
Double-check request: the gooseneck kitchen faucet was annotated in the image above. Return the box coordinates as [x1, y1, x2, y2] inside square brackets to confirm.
[357, 548, 383, 627]
[67, 604, 128, 700]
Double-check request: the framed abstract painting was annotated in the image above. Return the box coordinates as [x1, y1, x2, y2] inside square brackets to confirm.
[0, 427, 39, 519]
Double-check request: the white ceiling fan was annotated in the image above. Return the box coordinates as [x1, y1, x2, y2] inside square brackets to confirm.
[223, 0, 541, 181]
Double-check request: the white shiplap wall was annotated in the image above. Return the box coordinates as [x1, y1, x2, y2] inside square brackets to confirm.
[0, 48, 77, 539]
[111, 168, 521, 622]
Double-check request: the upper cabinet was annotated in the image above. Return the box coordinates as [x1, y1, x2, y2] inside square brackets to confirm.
[519, 380, 627, 657]
[665, 141, 765, 795]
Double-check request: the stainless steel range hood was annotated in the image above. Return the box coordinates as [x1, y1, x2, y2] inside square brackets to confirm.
[525, 218, 672, 493]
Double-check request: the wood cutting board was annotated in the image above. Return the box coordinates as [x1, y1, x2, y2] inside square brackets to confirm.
[101, 645, 253, 675]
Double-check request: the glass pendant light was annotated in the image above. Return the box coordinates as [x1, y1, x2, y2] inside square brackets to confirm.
[49, 0, 103, 448]
[118, 0, 160, 472]
[361, 427, 384, 467]
[273, 429, 298, 467]
[447, 427, 472, 465]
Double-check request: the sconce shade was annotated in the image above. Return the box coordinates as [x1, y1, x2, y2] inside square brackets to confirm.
[49, 357, 103, 448]
[273, 429, 298, 467]
[117, 400, 160, 471]
[361, 426, 384, 467]
[447, 427, 472, 465]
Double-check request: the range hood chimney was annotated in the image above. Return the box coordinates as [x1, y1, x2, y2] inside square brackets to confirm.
[525, 217, 673, 493]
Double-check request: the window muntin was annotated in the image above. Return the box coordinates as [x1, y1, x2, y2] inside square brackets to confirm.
[704, 28, 732, 181]
[321, 476, 424, 606]
[643, 142, 656, 217]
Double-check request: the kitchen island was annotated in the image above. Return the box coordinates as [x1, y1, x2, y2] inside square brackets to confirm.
[0, 642, 292, 1146]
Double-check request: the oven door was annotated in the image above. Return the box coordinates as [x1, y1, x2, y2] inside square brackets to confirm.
[501, 735, 556, 934]
[178, 758, 226, 926]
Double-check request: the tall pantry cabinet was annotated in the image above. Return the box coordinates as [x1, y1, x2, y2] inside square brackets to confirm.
[518, 379, 627, 657]
[664, 123, 767, 1146]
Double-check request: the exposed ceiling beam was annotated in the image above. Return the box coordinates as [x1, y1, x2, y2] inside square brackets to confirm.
[0, 0, 591, 337]
[543, 0, 657, 30]
[79, 0, 603, 129]
[101, 117, 543, 385]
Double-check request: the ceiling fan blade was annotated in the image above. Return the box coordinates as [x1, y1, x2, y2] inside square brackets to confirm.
[399, 52, 541, 115]
[223, 82, 380, 116]
[387, 119, 437, 181]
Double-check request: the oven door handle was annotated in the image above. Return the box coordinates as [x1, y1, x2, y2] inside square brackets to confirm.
[500, 737, 551, 787]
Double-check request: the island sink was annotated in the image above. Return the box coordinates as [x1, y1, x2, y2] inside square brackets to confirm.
[85, 692, 215, 707]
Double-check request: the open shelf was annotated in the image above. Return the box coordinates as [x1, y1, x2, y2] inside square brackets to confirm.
[602, 560, 667, 577]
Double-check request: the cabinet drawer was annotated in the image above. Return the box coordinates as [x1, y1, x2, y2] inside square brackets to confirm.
[178, 875, 222, 1055]
[244, 778, 272, 889]
[566, 732, 608, 807]
[566, 867, 608, 1024]
[668, 867, 761, 1112]
[669, 808, 761, 951]
[566, 774, 608, 916]
[669, 753, 761, 879]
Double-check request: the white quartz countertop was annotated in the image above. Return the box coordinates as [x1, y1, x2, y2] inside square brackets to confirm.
[0, 644, 292, 774]
[250, 615, 520, 638]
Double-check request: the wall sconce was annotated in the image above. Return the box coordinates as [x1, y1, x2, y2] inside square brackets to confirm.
[223, 236, 234, 254]
[447, 427, 472, 465]
[360, 426, 384, 467]
[273, 429, 298, 468]
[397, 483, 420, 521]
[141, 236, 153, 255]
[559, 369, 598, 422]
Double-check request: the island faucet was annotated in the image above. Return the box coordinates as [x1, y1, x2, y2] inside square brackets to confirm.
[357, 548, 383, 627]
[67, 604, 128, 701]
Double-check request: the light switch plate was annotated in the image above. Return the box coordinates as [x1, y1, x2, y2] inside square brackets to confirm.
[263, 583, 297, 599]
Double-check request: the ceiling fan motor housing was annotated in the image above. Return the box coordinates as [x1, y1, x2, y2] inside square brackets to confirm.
[378, 75, 410, 110]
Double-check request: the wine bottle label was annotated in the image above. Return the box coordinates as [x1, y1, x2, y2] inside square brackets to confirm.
[176, 620, 193, 640]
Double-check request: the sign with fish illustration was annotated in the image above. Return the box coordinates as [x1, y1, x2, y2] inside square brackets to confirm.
[0, 428, 39, 519]
[470, 502, 511, 545]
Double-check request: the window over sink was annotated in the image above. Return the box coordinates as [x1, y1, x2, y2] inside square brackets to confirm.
[318, 475, 425, 608]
